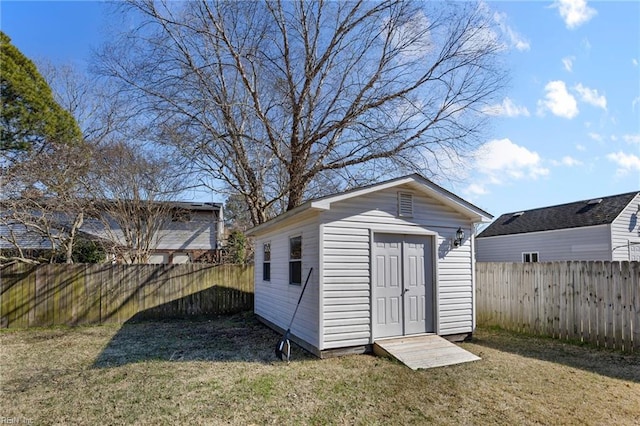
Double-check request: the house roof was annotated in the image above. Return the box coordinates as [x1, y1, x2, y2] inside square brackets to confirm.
[171, 201, 222, 212]
[247, 173, 493, 236]
[477, 191, 639, 238]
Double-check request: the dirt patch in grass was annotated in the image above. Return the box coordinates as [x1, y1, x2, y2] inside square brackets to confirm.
[1, 313, 639, 425]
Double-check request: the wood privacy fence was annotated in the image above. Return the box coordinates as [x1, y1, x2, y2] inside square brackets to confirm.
[0, 263, 254, 329]
[476, 262, 640, 352]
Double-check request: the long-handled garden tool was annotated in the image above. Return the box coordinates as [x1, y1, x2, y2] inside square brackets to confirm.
[275, 267, 313, 362]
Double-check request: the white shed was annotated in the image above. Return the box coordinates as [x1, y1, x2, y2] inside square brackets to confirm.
[247, 174, 493, 357]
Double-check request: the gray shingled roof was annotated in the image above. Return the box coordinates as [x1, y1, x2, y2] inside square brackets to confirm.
[477, 191, 639, 238]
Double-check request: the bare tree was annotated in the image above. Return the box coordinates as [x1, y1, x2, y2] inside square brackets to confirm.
[86, 140, 185, 263]
[97, 0, 506, 225]
[0, 142, 93, 263]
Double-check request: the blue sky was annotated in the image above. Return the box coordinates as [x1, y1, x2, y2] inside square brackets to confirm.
[2, 1, 639, 219]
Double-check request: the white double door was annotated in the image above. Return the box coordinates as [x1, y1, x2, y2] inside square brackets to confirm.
[373, 233, 434, 339]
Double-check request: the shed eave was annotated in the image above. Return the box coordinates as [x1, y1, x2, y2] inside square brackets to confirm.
[301, 175, 492, 222]
[246, 203, 325, 236]
[246, 173, 492, 236]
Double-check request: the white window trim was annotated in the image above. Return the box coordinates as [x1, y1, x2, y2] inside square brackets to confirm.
[262, 242, 271, 282]
[289, 235, 302, 285]
[522, 251, 539, 263]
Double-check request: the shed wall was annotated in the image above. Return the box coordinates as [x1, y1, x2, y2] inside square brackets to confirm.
[253, 213, 320, 348]
[319, 185, 476, 350]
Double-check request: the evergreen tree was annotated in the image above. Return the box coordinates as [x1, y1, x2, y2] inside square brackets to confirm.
[0, 31, 82, 157]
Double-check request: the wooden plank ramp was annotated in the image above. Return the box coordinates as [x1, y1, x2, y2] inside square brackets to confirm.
[373, 335, 480, 370]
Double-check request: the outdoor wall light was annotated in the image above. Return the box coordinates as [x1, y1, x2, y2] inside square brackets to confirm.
[453, 227, 465, 247]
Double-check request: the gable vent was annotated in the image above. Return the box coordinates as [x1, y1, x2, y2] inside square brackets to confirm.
[587, 198, 603, 205]
[398, 192, 413, 217]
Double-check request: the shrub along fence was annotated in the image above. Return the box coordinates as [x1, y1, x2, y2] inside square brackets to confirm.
[0, 263, 254, 328]
[476, 261, 640, 352]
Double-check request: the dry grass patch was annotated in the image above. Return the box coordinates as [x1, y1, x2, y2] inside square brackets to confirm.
[1, 313, 639, 425]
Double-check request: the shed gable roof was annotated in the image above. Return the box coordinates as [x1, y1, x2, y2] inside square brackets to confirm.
[247, 174, 493, 236]
[477, 191, 639, 238]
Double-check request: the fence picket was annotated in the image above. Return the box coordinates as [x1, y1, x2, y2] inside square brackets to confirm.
[0, 263, 254, 328]
[476, 261, 639, 352]
[632, 262, 640, 351]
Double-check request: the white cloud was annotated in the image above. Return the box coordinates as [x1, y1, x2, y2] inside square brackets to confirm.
[465, 139, 549, 196]
[493, 12, 530, 51]
[575, 144, 586, 151]
[606, 151, 640, 176]
[574, 83, 607, 110]
[610, 134, 618, 142]
[465, 183, 489, 196]
[389, 11, 433, 61]
[562, 56, 575, 72]
[551, 156, 583, 167]
[476, 138, 549, 182]
[537, 80, 579, 119]
[553, 0, 597, 29]
[587, 132, 603, 142]
[482, 97, 530, 117]
[632, 96, 640, 112]
[623, 134, 640, 144]
[633, 58, 638, 67]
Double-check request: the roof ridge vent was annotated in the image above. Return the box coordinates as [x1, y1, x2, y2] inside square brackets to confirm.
[512, 211, 524, 217]
[587, 198, 602, 205]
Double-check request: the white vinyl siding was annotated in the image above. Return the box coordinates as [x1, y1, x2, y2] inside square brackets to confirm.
[82, 210, 220, 252]
[476, 224, 612, 262]
[321, 226, 372, 348]
[436, 232, 474, 335]
[319, 185, 475, 349]
[253, 215, 320, 348]
[611, 193, 640, 261]
[155, 211, 219, 250]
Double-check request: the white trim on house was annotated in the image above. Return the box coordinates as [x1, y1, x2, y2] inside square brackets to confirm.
[476, 223, 610, 240]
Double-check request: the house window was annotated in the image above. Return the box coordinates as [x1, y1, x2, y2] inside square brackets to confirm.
[522, 252, 539, 263]
[289, 236, 302, 285]
[398, 192, 413, 217]
[263, 242, 271, 281]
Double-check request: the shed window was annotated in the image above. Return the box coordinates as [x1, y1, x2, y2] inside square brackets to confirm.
[522, 252, 539, 263]
[263, 242, 271, 281]
[289, 236, 302, 285]
[398, 192, 413, 217]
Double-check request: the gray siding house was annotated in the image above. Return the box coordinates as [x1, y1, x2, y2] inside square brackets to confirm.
[247, 174, 492, 357]
[476, 191, 640, 262]
[0, 201, 224, 264]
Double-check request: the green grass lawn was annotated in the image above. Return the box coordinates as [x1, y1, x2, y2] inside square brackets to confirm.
[1, 312, 639, 425]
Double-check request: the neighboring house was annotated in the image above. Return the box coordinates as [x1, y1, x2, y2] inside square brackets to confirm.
[246, 174, 492, 358]
[83, 201, 225, 264]
[476, 191, 640, 263]
[152, 202, 225, 263]
[0, 201, 224, 264]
